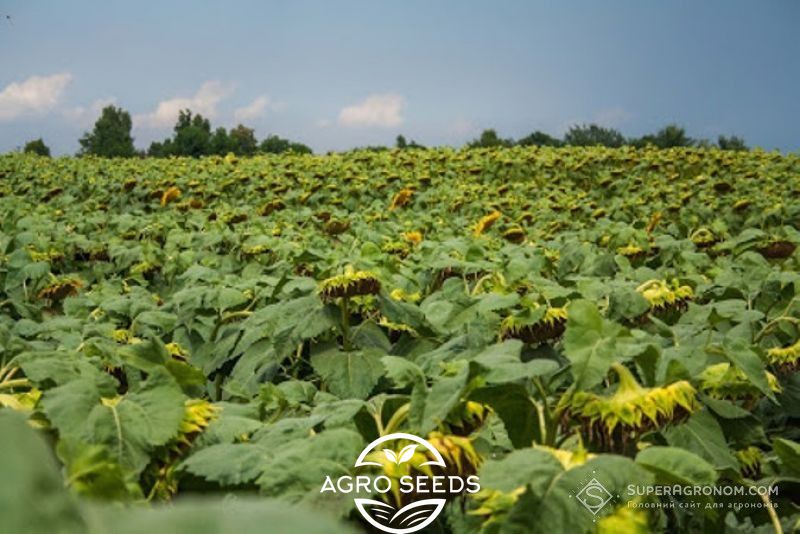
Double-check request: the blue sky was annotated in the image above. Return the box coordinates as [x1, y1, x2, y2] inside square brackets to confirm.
[1, 1, 798, 154]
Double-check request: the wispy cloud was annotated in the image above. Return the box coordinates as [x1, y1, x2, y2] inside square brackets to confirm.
[233, 95, 275, 122]
[134, 81, 235, 128]
[338, 94, 405, 128]
[63, 97, 117, 125]
[0, 73, 72, 122]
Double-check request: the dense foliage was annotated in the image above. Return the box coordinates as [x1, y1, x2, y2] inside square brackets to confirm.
[78, 105, 137, 158]
[23, 138, 51, 157]
[0, 146, 799, 533]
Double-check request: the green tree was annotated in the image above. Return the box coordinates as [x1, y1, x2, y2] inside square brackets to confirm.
[23, 138, 50, 157]
[259, 134, 312, 155]
[633, 124, 694, 148]
[517, 130, 562, 147]
[228, 124, 258, 156]
[78, 105, 136, 157]
[170, 110, 212, 157]
[147, 139, 173, 157]
[209, 127, 233, 155]
[717, 135, 748, 151]
[563, 124, 625, 148]
[395, 134, 425, 150]
[467, 129, 513, 148]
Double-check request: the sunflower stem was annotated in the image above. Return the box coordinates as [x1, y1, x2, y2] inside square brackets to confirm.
[341, 297, 352, 351]
[383, 403, 410, 435]
[610, 363, 644, 393]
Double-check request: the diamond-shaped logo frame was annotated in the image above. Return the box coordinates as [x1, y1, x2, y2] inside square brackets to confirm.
[575, 478, 613, 515]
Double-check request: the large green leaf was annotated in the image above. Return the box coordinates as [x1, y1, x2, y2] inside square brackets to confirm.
[773, 438, 800, 477]
[563, 300, 624, 390]
[471, 384, 541, 448]
[635, 446, 718, 486]
[662, 410, 738, 471]
[42, 369, 186, 474]
[718, 336, 774, 400]
[311, 346, 384, 399]
[180, 443, 267, 485]
[256, 428, 364, 514]
[413, 360, 471, 435]
[0, 412, 86, 533]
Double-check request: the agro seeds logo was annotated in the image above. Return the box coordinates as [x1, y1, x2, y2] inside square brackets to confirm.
[320, 432, 481, 534]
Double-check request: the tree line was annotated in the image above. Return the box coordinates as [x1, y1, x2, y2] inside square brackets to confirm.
[466, 124, 748, 151]
[21, 105, 748, 157]
[24, 105, 311, 158]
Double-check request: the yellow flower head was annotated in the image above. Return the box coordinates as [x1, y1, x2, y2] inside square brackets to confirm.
[160, 186, 181, 206]
[319, 266, 381, 300]
[637, 279, 693, 314]
[474, 211, 501, 236]
[767, 339, 800, 373]
[698, 363, 781, 400]
[501, 306, 568, 344]
[389, 188, 414, 210]
[560, 364, 698, 452]
[402, 231, 423, 245]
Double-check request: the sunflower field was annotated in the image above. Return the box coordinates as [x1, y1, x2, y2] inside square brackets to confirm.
[1, 146, 799, 533]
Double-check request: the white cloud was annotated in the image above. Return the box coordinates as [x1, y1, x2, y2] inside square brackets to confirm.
[0, 73, 72, 121]
[315, 118, 332, 128]
[135, 81, 235, 128]
[233, 95, 272, 122]
[338, 94, 405, 128]
[63, 97, 117, 125]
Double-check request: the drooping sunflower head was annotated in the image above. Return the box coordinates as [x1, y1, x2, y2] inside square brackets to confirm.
[147, 399, 220, 501]
[403, 230, 423, 245]
[160, 186, 181, 206]
[697, 363, 781, 400]
[473, 211, 502, 237]
[323, 218, 350, 235]
[318, 266, 381, 300]
[560, 363, 698, 452]
[173, 399, 220, 450]
[690, 228, 718, 248]
[389, 287, 421, 303]
[377, 317, 418, 337]
[37, 276, 83, 302]
[444, 401, 491, 436]
[426, 431, 482, 479]
[758, 239, 796, 260]
[389, 188, 414, 210]
[500, 305, 568, 344]
[617, 243, 646, 259]
[732, 198, 751, 211]
[165, 342, 189, 363]
[766, 339, 800, 373]
[637, 279, 693, 314]
[735, 446, 763, 479]
[501, 226, 526, 244]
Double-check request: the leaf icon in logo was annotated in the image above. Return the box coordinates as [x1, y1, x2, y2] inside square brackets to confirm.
[397, 444, 417, 464]
[383, 445, 417, 465]
[383, 449, 398, 464]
